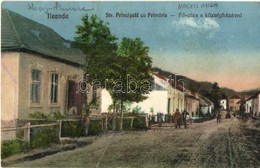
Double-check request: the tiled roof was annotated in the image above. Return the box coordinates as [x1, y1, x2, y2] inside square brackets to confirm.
[199, 98, 208, 106]
[199, 96, 214, 106]
[185, 94, 199, 100]
[1, 9, 85, 66]
[246, 91, 260, 101]
[229, 95, 241, 100]
[153, 73, 185, 92]
[236, 100, 241, 104]
[153, 73, 167, 81]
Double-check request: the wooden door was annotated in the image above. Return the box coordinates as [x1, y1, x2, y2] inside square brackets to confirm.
[67, 80, 85, 115]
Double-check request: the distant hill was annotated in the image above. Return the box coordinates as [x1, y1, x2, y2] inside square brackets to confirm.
[151, 67, 259, 98]
[239, 88, 260, 98]
[151, 67, 200, 93]
[219, 87, 237, 97]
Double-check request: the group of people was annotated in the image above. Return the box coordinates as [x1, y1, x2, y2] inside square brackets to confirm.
[173, 109, 190, 128]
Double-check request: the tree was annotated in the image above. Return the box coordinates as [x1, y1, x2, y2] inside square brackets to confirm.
[75, 14, 118, 82]
[210, 82, 222, 112]
[114, 37, 154, 130]
[74, 14, 118, 135]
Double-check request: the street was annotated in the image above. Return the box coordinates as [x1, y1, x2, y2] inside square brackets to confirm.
[4, 116, 260, 168]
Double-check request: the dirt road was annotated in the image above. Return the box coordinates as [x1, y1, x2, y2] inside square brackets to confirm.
[4, 117, 260, 168]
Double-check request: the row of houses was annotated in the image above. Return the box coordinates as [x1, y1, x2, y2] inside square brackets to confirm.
[1, 9, 216, 130]
[220, 92, 260, 117]
[101, 73, 214, 118]
[220, 95, 241, 111]
[7, 8, 260, 130]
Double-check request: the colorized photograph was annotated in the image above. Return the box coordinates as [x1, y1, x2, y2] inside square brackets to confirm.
[1, 1, 260, 167]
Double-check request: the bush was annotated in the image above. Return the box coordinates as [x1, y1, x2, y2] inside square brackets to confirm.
[49, 111, 66, 120]
[29, 111, 48, 119]
[29, 111, 66, 120]
[29, 111, 84, 138]
[133, 116, 147, 130]
[1, 140, 28, 158]
[105, 113, 147, 131]
[30, 126, 58, 148]
[149, 115, 156, 125]
[61, 121, 85, 137]
[88, 120, 103, 136]
[122, 118, 132, 130]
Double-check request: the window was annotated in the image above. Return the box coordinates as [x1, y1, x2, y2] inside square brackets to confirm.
[51, 73, 58, 104]
[31, 69, 41, 103]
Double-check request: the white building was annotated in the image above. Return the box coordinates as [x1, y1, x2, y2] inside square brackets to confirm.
[131, 91, 168, 115]
[220, 99, 227, 110]
[245, 91, 260, 117]
[100, 73, 185, 116]
[101, 89, 113, 113]
[199, 97, 214, 115]
[245, 99, 253, 114]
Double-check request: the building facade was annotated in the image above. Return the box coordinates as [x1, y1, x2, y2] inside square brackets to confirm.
[1, 9, 101, 130]
[185, 94, 199, 117]
[199, 97, 214, 115]
[2, 51, 85, 125]
[229, 95, 241, 111]
[220, 99, 227, 110]
[100, 73, 185, 116]
[245, 92, 260, 116]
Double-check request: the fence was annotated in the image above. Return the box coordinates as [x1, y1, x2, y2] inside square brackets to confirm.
[1, 118, 101, 144]
[149, 113, 174, 123]
[1, 122, 59, 145]
[1, 113, 149, 144]
[100, 113, 149, 130]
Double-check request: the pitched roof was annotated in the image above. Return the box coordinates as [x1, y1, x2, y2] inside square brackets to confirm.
[229, 95, 241, 100]
[153, 73, 185, 92]
[199, 96, 214, 106]
[245, 91, 260, 101]
[153, 73, 167, 81]
[1, 9, 85, 66]
[185, 94, 199, 100]
[199, 98, 208, 106]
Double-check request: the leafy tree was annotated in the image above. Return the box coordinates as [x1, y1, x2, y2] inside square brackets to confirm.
[132, 106, 142, 113]
[74, 14, 118, 135]
[210, 82, 222, 111]
[75, 14, 118, 84]
[114, 37, 154, 130]
[75, 15, 153, 132]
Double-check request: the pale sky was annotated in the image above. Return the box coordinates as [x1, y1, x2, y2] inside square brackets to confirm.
[2, 1, 260, 91]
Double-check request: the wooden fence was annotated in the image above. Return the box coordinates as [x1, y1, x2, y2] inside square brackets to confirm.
[1, 114, 149, 144]
[1, 122, 59, 145]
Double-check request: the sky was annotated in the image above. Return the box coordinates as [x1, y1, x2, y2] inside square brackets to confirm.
[2, 1, 260, 91]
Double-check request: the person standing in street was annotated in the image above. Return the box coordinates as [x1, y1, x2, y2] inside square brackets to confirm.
[173, 109, 181, 128]
[182, 110, 189, 128]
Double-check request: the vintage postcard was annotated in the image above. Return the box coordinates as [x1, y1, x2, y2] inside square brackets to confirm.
[1, 1, 260, 167]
